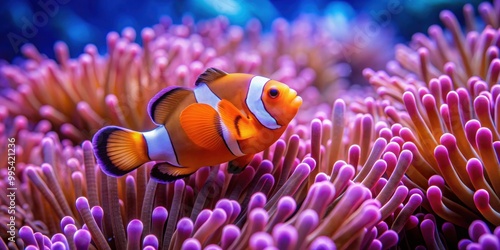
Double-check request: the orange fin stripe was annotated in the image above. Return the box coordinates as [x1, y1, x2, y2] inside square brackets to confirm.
[217, 99, 257, 140]
[92, 126, 149, 176]
[180, 103, 225, 149]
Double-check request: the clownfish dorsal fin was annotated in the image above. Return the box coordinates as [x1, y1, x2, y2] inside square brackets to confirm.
[217, 99, 257, 140]
[150, 162, 196, 183]
[180, 103, 225, 149]
[148, 86, 192, 125]
[195, 68, 228, 86]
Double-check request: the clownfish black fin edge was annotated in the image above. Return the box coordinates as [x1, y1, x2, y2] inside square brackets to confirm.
[150, 162, 196, 183]
[228, 153, 254, 174]
[195, 67, 228, 86]
[148, 86, 192, 125]
[92, 126, 149, 176]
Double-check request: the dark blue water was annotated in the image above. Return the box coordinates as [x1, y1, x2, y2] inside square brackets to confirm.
[0, 0, 485, 62]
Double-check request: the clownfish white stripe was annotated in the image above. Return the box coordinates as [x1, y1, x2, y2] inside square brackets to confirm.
[246, 76, 281, 130]
[194, 83, 220, 108]
[221, 124, 245, 157]
[143, 126, 180, 166]
[194, 83, 245, 157]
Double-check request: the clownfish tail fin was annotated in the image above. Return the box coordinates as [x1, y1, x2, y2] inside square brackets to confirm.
[92, 126, 150, 176]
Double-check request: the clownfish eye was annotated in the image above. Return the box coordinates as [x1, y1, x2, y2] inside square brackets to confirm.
[269, 88, 280, 98]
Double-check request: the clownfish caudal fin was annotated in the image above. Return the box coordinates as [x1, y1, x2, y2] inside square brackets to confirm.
[92, 126, 150, 176]
[150, 162, 197, 183]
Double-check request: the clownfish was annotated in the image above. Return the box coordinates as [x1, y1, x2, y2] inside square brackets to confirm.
[92, 68, 302, 182]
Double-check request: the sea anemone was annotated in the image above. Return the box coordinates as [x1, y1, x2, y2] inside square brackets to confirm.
[1, 98, 422, 249]
[0, 12, 402, 248]
[0, 13, 391, 144]
[383, 0, 500, 85]
[3, 1, 500, 249]
[458, 220, 500, 249]
[362, 0, 500, 240]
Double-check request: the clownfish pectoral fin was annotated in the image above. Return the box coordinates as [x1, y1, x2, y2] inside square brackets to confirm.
[180, 103, 225, 149]
[195, 68, 228, 86]
[92, 126, 149, 176]
[228, 154, 255, 174]
[148, 86, 192, 125]
[150, 162, 196, 183]
[217, 99, 257, 140]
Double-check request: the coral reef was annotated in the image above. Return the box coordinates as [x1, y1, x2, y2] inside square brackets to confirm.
[1, 110, 418, 249]
[363, 0, 500, 227]
[1, 0, 500, 249]
[0, 15, 384, 142]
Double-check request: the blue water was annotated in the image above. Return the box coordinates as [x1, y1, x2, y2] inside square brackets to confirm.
[0, 0, 485, 62]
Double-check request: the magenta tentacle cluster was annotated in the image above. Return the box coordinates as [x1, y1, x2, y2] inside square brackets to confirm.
[2, 1, 500, 249]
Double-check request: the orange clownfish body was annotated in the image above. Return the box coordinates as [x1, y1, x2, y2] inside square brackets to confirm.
[92, 68, 302, 182]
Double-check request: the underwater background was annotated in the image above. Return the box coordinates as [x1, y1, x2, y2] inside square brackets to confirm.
[2, 0, 500, 249]
[1, 0, 484, 62]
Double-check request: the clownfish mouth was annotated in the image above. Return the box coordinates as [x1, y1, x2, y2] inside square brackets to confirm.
[288, 89, 302, 109]
[291, 95, 303, 109]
